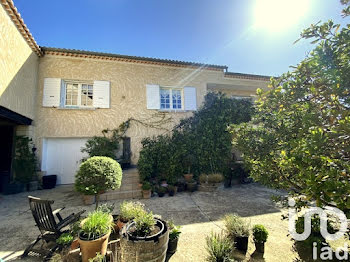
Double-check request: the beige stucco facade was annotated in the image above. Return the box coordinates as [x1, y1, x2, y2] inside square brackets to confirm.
[34, 54, 268, 164]
[0, 4, 39, 121]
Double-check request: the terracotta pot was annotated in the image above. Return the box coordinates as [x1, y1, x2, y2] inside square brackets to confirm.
[78, 230, 111, 262]
[117, 219, 126, 230]
[138, 183, 142, 189]
[70, 239, 79, 250]
[184, 174, 193, 182]
[82, 195, 95, 205]
[142, 190, 151, 199]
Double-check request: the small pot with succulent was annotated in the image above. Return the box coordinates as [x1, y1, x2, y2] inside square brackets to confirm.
[157, 186, 166, 197]
[117, 201, 145, 230]
[224, 213, 250, 253]
[252, 224, 268, 253]
[167, 221, 181, 254]
[142, 182, 152, 199]
[168, 185, 177, 196]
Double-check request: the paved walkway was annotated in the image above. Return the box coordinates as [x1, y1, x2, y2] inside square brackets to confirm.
[0, 183, 297, 262]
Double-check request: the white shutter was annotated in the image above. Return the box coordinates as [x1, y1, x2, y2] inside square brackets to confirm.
[146, 84, 160, 109]
[43, 78, 61, 107]
[184, 86, 197, 110]
[93, 81, 110, 108]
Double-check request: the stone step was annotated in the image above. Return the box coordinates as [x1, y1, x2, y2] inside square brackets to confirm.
[100, 189, 142, 200]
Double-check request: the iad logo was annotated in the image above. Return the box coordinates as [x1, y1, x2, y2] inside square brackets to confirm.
[288, 198, 349, 261]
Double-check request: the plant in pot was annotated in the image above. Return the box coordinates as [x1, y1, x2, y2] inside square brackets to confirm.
[117, 201, 145, 230]
[120, 209, 169, 261]
[168, 185, 177, 196]
[183, 154, 195, 182]
[207, 173, 224, 187]
[56, 232, 74, 252]
[142, 182, 152, 199]
[224, 214, 250, 253]
[78, 210, 114, 262]
[157, 186, 166, 197]
[75, 156, 122, 209]
[186, 179, 197, 192]
[252, 224, 268, 254]
[205, 232, 235, 262]
[167, 221, 181, 254]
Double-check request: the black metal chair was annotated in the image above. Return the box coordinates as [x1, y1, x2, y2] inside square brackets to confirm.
[22, 196, 85, 260]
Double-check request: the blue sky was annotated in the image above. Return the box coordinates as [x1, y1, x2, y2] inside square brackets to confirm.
[14, 0, 346, 76]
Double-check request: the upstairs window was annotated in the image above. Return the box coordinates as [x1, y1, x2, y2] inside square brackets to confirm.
[160, 87, 183, 110]
[64, 82, 93, 107]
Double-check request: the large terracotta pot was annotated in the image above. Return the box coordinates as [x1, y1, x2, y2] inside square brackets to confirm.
[78, 230, 111, 262]
[82, 195, 95, 205]
[184, 173, 193, 182]
[142, 189, 151, 199]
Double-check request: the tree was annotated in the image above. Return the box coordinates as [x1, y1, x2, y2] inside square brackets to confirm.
[231, 2, 350, 213]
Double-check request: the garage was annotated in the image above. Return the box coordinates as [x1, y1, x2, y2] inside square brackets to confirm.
[42, 138, 88, 184]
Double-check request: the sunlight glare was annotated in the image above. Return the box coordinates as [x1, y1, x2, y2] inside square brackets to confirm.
[254, 0, 310, 32]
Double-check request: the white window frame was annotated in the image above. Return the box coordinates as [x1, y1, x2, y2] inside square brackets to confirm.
[159, 87, 184, 110]
[63, 81, 94, 108]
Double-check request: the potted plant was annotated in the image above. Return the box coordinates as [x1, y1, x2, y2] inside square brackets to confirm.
[117, 201, 145, 230]
[199, 174, 224, 191]
[120, 209, 169, 261]
[205, 232, 234, 262]
[157, 186, 166, 197]
[175, 179, 186, 192]
[252, 224, 269, 253]
[75, 156, 122, 209]
[183, 154, 195, 182]
[207, 173, 224, 187]
[142, 182, 152, 199]
[78, 210, 113, 262]
[224, 214, 250, 253]
[56, 232, 74, 250]
[186, 179, 197, 192]
[167, 221, 181, 254]
[168, 185, 177, 196]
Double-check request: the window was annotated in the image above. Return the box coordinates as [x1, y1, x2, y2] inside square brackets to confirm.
[160, 87, 183, 110]
[64, 81, 93, 107]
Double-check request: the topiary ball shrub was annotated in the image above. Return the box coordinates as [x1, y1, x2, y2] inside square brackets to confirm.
[75, 156, 122, 208]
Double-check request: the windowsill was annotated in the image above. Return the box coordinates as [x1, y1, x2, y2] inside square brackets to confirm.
[57, 106, 96, 110]
[158, 109, 191, 113]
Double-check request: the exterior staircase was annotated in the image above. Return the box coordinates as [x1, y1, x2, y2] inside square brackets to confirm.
[99, 167, 142, 200]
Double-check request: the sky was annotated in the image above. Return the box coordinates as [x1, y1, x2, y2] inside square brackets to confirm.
[14, 0, 347, 76]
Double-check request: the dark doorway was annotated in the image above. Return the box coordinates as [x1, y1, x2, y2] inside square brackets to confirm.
[0, 125, 14, 192]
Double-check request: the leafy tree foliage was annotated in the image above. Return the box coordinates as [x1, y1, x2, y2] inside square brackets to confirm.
[231, 3, 350, 212]
[13, 136, 37, 183]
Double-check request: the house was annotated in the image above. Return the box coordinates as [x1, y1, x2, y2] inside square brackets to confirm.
[0, 0, 270, 187]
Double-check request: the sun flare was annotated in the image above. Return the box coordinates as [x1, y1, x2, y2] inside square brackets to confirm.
[254, 0, 310, 32]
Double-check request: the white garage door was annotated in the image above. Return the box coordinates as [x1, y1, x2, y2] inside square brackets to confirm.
[42, 138, 88, 184]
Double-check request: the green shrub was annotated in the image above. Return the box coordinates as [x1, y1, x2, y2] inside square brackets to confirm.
[252, 224, 268, 243]
[13, 136, 38, 183]
[56, 233, 74, 246]
[224, 214, 250, 238]
[88, 252, 106, 262]
[199, 174, 207, 184]
[168, 221, 181, 241]
[133, 210, 156, 237]
[119, 201, 145, 222]
[75, 156, 122, 208]
[206, 232, 235, 262]
[157, 186, 166, 194]
[80, 210, 113, 240]
[207, 174, 224, 184]
[141, 182, 151, 191]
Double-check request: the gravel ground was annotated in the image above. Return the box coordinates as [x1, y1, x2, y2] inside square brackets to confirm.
[0, 183, 300, 262]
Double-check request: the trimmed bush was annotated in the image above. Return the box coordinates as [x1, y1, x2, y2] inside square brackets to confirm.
[224, 214, 250, 238]
[206, 232, 235, 262]
[252, 224, 268, 243]
[75, 156, 122, 208]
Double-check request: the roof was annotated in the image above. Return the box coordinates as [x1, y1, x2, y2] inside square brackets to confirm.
[1, 0, 42, 56]
[224, 72, 271, 81]
[41, 47, 228, 71]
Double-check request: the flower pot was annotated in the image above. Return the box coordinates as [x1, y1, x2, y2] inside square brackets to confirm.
[184, 174, 193, 182]
[117, 219, 127, 231]
[255, 241, 265, 253]
[120, 218, 169, 262]
[42, 175, 57, 189]
[158, 191, 165, 197]
[70, 239, 79, 250]
[167, 237, 179, 254]
[235, 236, 249, 253]
[78, 230, 111, 262]
[186, 181, 197, 192]
[142, 189, 151, 199]
[224, 179, 232, 188]
[138, 183, 142, 189]
[82, 195, 95, 205]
